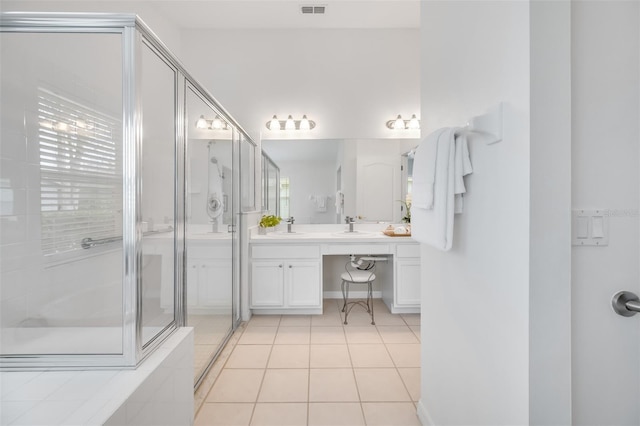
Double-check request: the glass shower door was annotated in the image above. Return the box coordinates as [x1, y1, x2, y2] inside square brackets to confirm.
[139, 40, 178, 348]
[185, 86, 236, 386]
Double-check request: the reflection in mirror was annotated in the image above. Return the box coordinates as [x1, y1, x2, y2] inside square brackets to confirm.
[186, 86, 235, 385]
[241, 136, 257, 212]
[401, 149, 415, 223]
[262, 140, 340, 224]
[262, 139, 418, 224]
[262, 151, 280, 217]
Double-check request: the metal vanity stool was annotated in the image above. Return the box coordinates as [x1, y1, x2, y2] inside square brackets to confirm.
[341, 255, 388, 325]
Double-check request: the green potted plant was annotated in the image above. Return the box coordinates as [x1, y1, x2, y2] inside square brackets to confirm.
[258, 214, 281, 234]
[399, 194, 411, 224]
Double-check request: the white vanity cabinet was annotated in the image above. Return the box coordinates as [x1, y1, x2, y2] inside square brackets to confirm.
[250, 231, 421, 315]
[371, 241, 420, 314]
[393, 243, 421, 312]
[186, 242, 233, 314]
[250, 244, 322, 313]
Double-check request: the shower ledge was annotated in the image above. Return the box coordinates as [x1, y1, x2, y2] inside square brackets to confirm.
[0, 328, 194, 426]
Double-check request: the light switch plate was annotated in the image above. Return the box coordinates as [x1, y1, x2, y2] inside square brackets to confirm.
[572, 209, 609, 246]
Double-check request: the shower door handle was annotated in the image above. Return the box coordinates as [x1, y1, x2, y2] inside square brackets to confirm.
[612, 291, 640, 317]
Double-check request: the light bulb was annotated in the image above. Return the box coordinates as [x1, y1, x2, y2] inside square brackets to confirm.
[196, 115, 208, 129]
[393, 115, 405, 130]
[299, 115, 310, 130]
[269, 115, 281, 131]
[285, 115, 295, 130]
[408, 114, 420, 129]
[212, 116, 223, 129]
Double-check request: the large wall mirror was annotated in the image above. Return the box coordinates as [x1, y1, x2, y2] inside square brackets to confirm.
[261, 138, 418, 224]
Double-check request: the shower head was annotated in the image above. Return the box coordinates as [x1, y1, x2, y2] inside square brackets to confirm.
[210, 158, 218, 164]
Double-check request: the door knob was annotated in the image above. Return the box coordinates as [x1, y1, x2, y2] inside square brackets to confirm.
[612, 291, 640, 317]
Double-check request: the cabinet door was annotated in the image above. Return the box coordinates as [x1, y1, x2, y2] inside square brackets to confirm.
[251, 261, 285, 307]
[198, 260, 233, 309]
[396, 259, 421, 306]
[286, 261, 321, 307]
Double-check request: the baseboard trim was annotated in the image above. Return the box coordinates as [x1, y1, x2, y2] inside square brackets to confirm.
[416, 399, 433, 426]
[323, 291, 383, 299]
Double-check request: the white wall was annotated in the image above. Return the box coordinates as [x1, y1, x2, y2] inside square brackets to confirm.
[1, 1, 183, 56]
[179, 28, 420, 141]
[571, 1, 640, 424]
[419, 1, 531, 424]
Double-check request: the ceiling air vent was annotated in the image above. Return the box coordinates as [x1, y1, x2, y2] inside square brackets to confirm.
[301, 5, 326, 15]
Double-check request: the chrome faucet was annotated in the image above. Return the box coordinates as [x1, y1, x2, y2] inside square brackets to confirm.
[345, 216, 356, 232]
[286, 216, 295, 233]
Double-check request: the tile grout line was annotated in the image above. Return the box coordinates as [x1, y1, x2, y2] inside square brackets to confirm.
[381, 317, 416, 405]
[342, 311, 369, 426]
[194, 321, 246, 420]
[248, 315, 280, 426]
[195, 302, 419, 425]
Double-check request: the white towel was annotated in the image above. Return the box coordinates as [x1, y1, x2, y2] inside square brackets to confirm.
[335, 191, 343, 214]
[412, 128, 473, 251]
[454, 133, 473, 214]
[412, 128, 447, 210]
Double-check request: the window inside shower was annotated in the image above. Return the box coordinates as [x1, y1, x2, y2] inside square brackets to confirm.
[0, 32, 126, 357]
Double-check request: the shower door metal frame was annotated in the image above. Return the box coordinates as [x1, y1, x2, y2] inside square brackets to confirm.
[0, 12, 252, 370]
[183, 82, 241, 388]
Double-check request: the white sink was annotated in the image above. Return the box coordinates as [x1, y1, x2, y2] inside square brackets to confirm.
[273, 231, 306, 237]
[331, 231, 374, 237]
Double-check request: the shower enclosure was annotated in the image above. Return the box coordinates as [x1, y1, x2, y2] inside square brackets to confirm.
[0, 13, 252, 375]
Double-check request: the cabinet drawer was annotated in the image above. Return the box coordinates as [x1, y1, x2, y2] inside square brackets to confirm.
[251, 244, 320, 259]
[188, 245, 232, 259]
[397, 244, 420, 258]
[323, 244, 390, 255]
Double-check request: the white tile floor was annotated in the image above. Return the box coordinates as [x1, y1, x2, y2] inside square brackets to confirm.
[194, 299, 421, 426]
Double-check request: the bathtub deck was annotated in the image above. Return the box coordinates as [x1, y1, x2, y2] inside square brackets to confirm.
[0, 328, 193, 426]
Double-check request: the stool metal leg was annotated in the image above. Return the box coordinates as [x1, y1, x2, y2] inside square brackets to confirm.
[343, 281, 350, 325]
[342, 280, 376, 326]
[368, 281, 375, 325]
[341, 280, 347, 313]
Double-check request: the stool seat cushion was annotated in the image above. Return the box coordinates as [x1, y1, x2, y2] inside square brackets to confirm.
[341, 270, 376, 283]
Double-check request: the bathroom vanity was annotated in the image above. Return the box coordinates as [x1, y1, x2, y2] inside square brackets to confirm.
[249, 225, 421, 315]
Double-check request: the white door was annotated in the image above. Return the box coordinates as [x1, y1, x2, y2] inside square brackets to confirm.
[355, 140, 400, 223]
[571, 2, 640, 423]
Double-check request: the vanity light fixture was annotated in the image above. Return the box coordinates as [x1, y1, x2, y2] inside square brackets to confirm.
[266, 114, 316, 131]
[269, 115, 281, 131]
[285, 115, 296, 130]
[196, 114, 230, 130]
[299, 115, 311, 130]
[386, 114, 421, 130]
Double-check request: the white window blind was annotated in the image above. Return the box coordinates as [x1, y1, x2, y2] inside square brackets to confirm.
[38, 87, 122, 256]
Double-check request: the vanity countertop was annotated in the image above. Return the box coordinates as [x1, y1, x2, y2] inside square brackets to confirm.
[250, 224, 416, 244]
